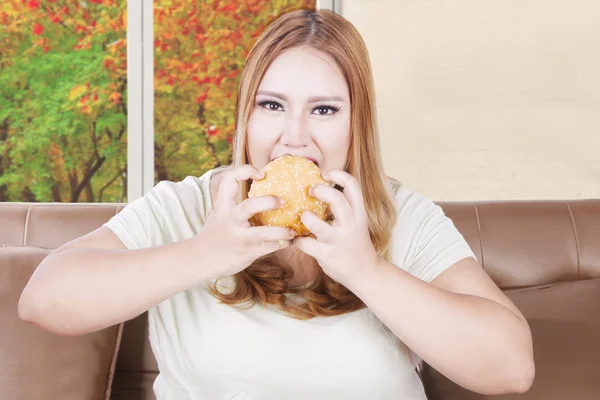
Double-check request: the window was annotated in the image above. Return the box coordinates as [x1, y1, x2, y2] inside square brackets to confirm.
[0, 0, 323, 203]
[0, 0, 128, 202]
[152, 0, 316, 185]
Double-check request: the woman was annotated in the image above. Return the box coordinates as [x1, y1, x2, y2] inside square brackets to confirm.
[20, 9, 534, 399]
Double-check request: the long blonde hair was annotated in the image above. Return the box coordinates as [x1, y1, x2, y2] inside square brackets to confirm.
[208, 9, 400, 319]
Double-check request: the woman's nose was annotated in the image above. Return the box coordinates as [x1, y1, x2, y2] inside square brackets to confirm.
[280, 115, 311, 147]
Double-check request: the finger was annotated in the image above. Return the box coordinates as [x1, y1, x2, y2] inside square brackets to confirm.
[217, 165, 264, 207]
[254, 237, 295, 256]
[236, 195, 284, 222]
[247, 225, 296, 243]
[309, 184, 352, 222]
[322, 169, 365, 213]
[293, 235, 322, 258]
[301, 211, 333, 241]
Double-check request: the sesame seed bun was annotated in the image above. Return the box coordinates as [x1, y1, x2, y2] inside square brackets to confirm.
[248, 155, 331, 236]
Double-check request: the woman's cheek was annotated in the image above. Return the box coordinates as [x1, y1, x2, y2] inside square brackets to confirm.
[250, 111, 282, 138]
[313, 127, 351, 168]
[313, 123, 349, 147]
[247, 114, 281, 166]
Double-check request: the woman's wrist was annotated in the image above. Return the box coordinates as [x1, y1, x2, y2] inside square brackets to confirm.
[177, 230, 245, 285]
[345, 255, 388, 298]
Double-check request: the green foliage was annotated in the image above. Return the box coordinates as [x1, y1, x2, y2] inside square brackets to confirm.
[0, 0, 314, 202]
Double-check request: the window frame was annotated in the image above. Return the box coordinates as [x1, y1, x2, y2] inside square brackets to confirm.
[127, 1, 338, 201]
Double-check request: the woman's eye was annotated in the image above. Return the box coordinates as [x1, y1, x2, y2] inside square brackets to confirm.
[259, 101, 283, 111]
[313, 106, 340, 116]
[258, 101, 339, 115]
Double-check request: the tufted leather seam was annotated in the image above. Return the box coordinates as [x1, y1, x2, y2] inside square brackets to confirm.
[565, 202, 581, 278]
[23, 205, 31, 246]
[103, 322, 124, 400]
[473, 204, 485, 270]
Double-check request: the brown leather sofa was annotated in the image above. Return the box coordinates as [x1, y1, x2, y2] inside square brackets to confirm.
[1, 199, 599, 399]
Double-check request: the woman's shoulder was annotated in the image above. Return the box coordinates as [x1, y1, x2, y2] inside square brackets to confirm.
[153, 166, 224, 196]
[208, 166, 228, 205]
[386, 176, 426, 209]
[143, 166, 227, 216]
[386, 178, 446, 227]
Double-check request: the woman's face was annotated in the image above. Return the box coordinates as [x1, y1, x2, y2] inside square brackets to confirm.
[247, 46, 351, 173]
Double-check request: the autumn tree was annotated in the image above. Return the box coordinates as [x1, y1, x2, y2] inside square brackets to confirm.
[0, 0, 314, 203]
[0, 0, 128, 202]
[153, 0, 314, 182]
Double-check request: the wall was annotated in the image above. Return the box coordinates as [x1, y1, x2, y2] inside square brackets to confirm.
[341, 0, 599, 201]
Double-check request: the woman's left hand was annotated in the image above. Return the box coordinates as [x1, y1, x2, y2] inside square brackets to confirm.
[293, 169, 381, 289]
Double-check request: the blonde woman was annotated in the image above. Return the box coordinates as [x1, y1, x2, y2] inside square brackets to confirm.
[20, 9, 534, 399]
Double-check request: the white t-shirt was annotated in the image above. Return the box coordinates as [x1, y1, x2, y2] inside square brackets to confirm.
[103, 167, 476, 400]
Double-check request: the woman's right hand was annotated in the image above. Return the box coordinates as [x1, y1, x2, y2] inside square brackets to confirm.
[192, 164, 296, 279]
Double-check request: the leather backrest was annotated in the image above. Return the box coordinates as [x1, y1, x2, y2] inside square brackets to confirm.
[2, 199, 599, 399]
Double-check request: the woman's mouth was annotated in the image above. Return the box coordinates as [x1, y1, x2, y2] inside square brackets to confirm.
[272, 154, 320, 167]
[306, 157, 319, 167]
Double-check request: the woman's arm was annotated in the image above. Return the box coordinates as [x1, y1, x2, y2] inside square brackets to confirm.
[293, 169, 534, 394]
[19, 165, 294, 337]
[18, 227, 218, 336]
[348, 256, 535, 395]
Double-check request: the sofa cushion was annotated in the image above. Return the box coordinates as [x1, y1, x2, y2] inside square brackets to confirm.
[421, 277, 600, 399]
[0, 246, 123, 400]
[110, 311, 159, 400]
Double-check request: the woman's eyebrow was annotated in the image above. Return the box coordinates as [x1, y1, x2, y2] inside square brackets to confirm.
[307, 95, 344, 103]
[256, 90, 345, 103]
[256, 90, 287, 100]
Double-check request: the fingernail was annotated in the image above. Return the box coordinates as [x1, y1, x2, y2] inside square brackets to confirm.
[290, 229, 296, 237]
[279, 198, 286, 207]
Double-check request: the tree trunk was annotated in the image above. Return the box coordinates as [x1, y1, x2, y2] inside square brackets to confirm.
[70, 156, 105, 202]
[85, 181, 94, 202]
[120, 167, 127, 202]
[0, 118, 9, 201]
[155, 142, 168, 182]
[21, 187, 37, 202]
[51, 183, 63, 202]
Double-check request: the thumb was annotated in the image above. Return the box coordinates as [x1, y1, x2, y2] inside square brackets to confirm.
[293, 235, 322, 257]
[259, 239, 294, 255]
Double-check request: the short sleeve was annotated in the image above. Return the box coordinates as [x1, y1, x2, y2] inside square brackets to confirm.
[103, 175, 212, 251]
[392, 189, 477, 283]
[102, 185, 165, 250]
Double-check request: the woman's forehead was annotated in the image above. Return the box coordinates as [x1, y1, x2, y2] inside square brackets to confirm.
[257, 47, 349, 100]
